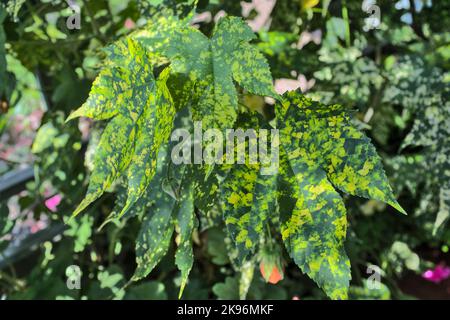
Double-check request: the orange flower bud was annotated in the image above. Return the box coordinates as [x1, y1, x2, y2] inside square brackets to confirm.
[260, 262, 283, 284]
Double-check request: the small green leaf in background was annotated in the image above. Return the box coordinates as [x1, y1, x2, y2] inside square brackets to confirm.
[125, 282, 167, 300]
[64, 215, 93, 253]
[213, 277, 240, 300]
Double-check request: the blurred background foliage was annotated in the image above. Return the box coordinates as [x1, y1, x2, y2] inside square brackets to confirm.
[0, 0, 449, 300]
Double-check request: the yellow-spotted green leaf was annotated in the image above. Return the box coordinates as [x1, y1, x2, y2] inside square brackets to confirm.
[67, 38, 156, 122]
[120, 68, 175, 217]
[133, 0, 197, 53]
[62, 9, 410, 301]
[192, 166, 220, 215]
[278, 149, 350, 299]
[248, 173, 278, 250]
[220, 112, 277, 263]
[72, 114, 136, 217]
[222, 163, 259, 262]
[130, 147, 177, 281]
[65, 68, 120, 121]
[231, 42, 276, 99]
[132, 192, 176, 281]
[174, 167, 195, 298]
[277, 90, 405, 214]
[136, 16, 277, 130]
[104, 146, 171, 226]
[132, 149, 194, 284]
[222, 164, 277, 264]
[273, 90, 405, 299]
[68, 38, 175, 217]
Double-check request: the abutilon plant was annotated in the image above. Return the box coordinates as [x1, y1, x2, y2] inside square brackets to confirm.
[65, 2, 405, 300]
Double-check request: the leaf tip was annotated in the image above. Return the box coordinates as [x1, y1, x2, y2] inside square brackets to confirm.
[71, 192, 101, 219]
[71, 204, 86, 219]
[66, 107, 83, 123]
[118, 197, 135, 219]
[178, 282, 187, 299]
[391, 200, 407, 215]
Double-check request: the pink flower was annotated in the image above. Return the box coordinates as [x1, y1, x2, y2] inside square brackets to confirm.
[297, 30, 322, 49]
[30, 220, 47, 234]
[124, 18, 135, 30]
[422, 264, 450, 283]
[241, 0, 276, 32]
[274, 74, 315, 94]
[45, 194, 62, 212]
[292, 296, 300, 300]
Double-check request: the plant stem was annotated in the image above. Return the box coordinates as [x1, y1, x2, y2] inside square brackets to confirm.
[341, 0, 351, 47]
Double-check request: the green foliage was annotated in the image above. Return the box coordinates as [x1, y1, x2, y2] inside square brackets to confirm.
[125, 281, 168, 300]
[219, 90, 405, 299]
[275, 92, 401, 299]
[0, 4, 14, 102]
[4, 0, 25, 21]
[384, 55, 450, 233]
[0, 6, 6, 94]
[133, 193, 174, 280]
[1, 0, 449, 302]
[0, 203, 13, 252]
[68, 39, 176, 218]
[32, 112, 84, 195]
[136, 14, 278, 129]
[66, 11, 403, 296]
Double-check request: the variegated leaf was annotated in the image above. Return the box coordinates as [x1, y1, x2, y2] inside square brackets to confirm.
[71, 114, 136, 216]
[221, 112, 277, 263]
[121, 68, 175, 216]
[68, 39, 175, 218]
[275, 90, 405, 299]
[132, 192, 176, 281]
[277, 149, 350, 300]
[0, 6, 8, 99]
[136, 16, 277, 130]
[222, 164, 277, 264]
[174, 167, 195, 298]
[277, 91, 405, 214]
